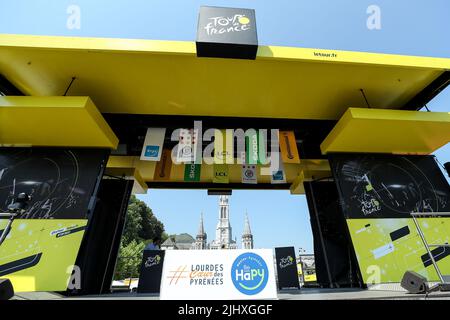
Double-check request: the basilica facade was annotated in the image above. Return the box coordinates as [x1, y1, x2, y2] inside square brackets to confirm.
[192, 195, 254, 250]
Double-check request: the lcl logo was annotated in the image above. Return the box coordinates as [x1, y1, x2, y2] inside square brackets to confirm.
[215, 172, 228, 177]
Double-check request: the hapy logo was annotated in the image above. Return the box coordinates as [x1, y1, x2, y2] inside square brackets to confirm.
[204, 14, 251, 36]
[231, 252, 268, 295]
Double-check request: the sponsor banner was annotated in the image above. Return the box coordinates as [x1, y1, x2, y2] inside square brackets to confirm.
[0, 148, 107, 292]
[175, 128, 199, 163]
[242, 164, 257, 184]
[245, 130, 267, 165]
[160, 249, 277, 300]
[184, 163, 201, 182]
[274, 247, 300, 290]
[329, 154, 450, 219]
[0, 219, 87, 292]
[214, 129, 233, 164]
[140, 128, 166, 161]
[137, 250, 165, 294]
[153, 149, 172, 181]
[270, 153, 286, 184]
[279, 131, 300, 164]
[213, 163, 229, 184]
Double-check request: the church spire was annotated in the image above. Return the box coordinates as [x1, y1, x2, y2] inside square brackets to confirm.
[241, 212, 254, 249]
[243, 212, 252, 235]
[193, 212, 207, 249]
[197, 212, 205, 236]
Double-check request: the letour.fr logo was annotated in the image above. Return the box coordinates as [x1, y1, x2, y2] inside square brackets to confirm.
[231, 252, 269, 295]
[204, 14, 251, 36]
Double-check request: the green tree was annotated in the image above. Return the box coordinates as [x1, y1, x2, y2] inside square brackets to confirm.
[114, 195, 165, 280]
[114, 240, 146, 280]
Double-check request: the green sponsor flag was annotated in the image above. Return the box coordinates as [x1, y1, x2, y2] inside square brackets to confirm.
[213, 163, 229, 184]
[245, 130, 266, 165]
[184, 163, 201, 182]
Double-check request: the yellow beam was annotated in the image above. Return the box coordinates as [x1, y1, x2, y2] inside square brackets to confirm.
[107, 156, 330, 188]
[0, 96, 118, 148]
[320, 108, 450, 155]
[1, 34, 449, 120]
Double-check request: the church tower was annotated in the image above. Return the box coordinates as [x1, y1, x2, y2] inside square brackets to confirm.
[241, 213, 254, 249]
[210, 195, 237, 249]
[193, 212, 207, 249]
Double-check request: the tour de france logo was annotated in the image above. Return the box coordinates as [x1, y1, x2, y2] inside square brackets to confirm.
[204, 14, 251, 36]
[231, 252, 268, 295]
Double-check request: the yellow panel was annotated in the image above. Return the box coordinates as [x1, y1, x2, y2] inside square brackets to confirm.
[107, 156, 330, 189]
[0, 96, 118, 148]
[320, 108, 450, 154]
[1, 34, 449, 120]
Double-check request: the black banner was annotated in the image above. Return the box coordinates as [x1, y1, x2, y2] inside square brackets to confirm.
[137, 249, 165, 294]
[329, 154, 450, 219]
[274, 247, 300, 290]
[0, 148, 109, 219]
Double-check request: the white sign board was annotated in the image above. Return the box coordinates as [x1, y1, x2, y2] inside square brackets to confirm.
[160, 249, 277, 300]
[140, 128, 166, 161]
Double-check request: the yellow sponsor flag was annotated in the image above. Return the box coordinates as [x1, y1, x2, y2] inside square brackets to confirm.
[213, 163, 229, 184]
[279, 131, 300, 164]
[214, 129, 234, 164]
[153, 149, 172, 181]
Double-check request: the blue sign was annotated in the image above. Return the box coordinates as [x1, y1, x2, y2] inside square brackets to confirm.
[231, 252, 269, 295]
[144, 145, 160, 158]
[272, 170, 284, 181]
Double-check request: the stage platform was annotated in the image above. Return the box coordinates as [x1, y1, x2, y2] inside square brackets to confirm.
[11, 288, 450, 300]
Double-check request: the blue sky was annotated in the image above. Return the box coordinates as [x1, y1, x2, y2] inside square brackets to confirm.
[1, 1, 449, 253]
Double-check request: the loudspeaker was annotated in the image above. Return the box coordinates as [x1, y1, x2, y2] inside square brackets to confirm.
[444, 162, 450, 178]
[401, 271, 428, 294]
[0, 278, 14, 300]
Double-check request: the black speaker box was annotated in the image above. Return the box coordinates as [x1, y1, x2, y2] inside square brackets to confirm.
[401, 271, 428, 294]
[0, 278, 14, 300]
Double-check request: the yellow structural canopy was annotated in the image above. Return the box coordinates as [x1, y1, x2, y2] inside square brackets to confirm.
[320, 108, 450, 155]
[0, 96, 118, 148]
[1, 34, 450, 120]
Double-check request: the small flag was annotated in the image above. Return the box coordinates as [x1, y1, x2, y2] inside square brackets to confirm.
[153, 149, 172, 181]
[140, 128, 166, 161]
[271, 153, 286, 184]
[213, 163, 229, 184]
[242, 164, 257, 184]
[245, 130, 267, 165]
[214, 129, 233, 164]
[279, 131, 300, 164]
[176, 128, 199, 163]
[184, 163, 201, 182]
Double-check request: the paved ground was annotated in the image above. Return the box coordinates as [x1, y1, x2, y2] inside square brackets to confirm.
[12, 288, 450, 300]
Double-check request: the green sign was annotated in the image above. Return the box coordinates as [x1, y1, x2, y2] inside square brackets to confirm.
[184, 163, 201, 182]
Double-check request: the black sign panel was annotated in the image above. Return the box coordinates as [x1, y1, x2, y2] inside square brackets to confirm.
[137, 249, 165, 294]
[275, 247, 300, 290]
[0, 148, 108, 219]
[329, 154, 450, 219]
[196, 6, 258, 59]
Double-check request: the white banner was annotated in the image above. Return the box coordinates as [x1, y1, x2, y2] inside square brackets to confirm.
[270, 153, 286, 184]
[140, 128, 166, 161]
[175, 128, 199, 163]
[160, 249, 277, 300]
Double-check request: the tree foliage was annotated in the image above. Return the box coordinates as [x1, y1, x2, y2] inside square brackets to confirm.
[114, 195, 165, 280]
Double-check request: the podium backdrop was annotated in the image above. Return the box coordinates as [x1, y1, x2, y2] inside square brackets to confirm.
[275, 247, 300, 290]
[137, 250, 165, 293]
